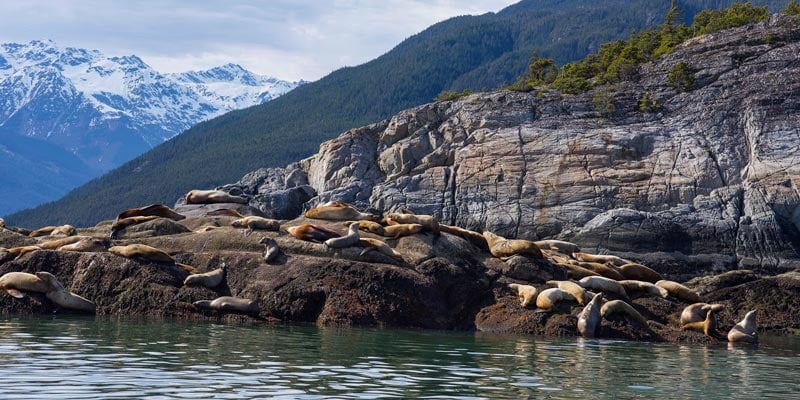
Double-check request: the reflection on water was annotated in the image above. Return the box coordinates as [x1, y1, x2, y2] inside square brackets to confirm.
[0, 316, 798, 399]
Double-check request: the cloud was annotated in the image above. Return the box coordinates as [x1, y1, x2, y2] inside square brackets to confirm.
[0, 0, 517, 81]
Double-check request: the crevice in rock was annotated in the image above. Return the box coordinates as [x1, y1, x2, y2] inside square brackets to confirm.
[515, 126, 527, 239]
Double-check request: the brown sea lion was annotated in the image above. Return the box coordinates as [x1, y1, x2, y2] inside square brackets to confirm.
[205, 208, 244, 218]
[535, 240, 581, 255]
[618, 280, 668, 298]
[573, 252, 631, 267]
[184, 263, 227, 288]
[29, 225, 76, 237]
[38, 235, 92, 250]
[656, 280, 701, 303]
[619, 263, 664, 283]
[578, 292, 604, 338]
[231, 216, 280, 234]
[383, 223, 424, 239]
[108, 244, 196, 273]
[727, 310, 758, 343]
[186, 189, 248, 204]
[260, 237, 281, 263]
[305, 202, 377, 221]
[58, 237, 110, 252]
[193, 296, 259, 315]
[0, 272, 51, 298]
[286, 224, 341, 243]
[439, 224, 488, 249]
[385, 212, 439, 235]
[7, 245, 42, 258]
[35, 272, 95, 313]
[483, 231, 543, 259]
[682, 306, 720, 338]
[578, 276, 628, 298]
[546, 280, 590, 305]
[535, 287, 577, 311]
[600, 300, 649, 328]
[680, 303, 725, 326]
[325, 222, 361, 249]
[110, 215, 162, 238]
[573, 261, 625, 281]
[557, 262, 599, 280]
[116, 204, 185, 221]
[348, 220, 385, 236]
[508, 283, 538, 307]
[358, 238, 405, 262]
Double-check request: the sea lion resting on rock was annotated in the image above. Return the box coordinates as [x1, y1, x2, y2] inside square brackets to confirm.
[600, 300, 649, 328]
[7, 245, 42, 258]
[383, 223, 423, 239]
[619, 280, 668, 298]
[619, 263, 664, 283]
[578, 292, 604, 338]
[109, 244, 196, 273]
[38, 235, 92, 250]
[547, 280, 590, 305]
[35, 272, 95, 313]
[325, 222, 361, 249]
[0, 272, 51, 298]
[260, 237, 281, 263]
[573, 261, 625, 281]
[286, 224, 341, 243]
[29, 224, 76, 237]
[680, 303, 724, 326]
[559, 263, 599, 279]
[439, 224, 487, 249]
[682, 306, 721, 338]
[110, 216, 161, 238]
[536, 287, 579, 311]
[116, 204, 185, 221]
[305, 202, 377, 221]
[573, 252, 630, 267]
[184, 263, 227, 288]
[384, 212, 439, 235]
[535, 240, 580, 255]
[348, 220, 385, 236]
[509, 283, 537, 307]
[231, 216, 280, 234]
[579, 276, 627, 298]
[58, 237, 110, 252]
[656, 280, 701, 303]
[186, 189, 248, 204]
[194, 296, 259, 315]
[358, 238, 405, 262]
[727, 310, 758, 344]
[483, 231, 543, 259]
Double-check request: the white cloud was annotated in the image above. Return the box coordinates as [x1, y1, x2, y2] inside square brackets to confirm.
[0, 0, 517, 81]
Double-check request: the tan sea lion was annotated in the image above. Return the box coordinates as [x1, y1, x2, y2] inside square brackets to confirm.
[573, 252, 630, 267]
[535, 240, 581, 255]
[385, 212, 439, 235]
[110, 215, 162, 238]
[439, 224, 488, 249]
[483, 231, 543, 259]
[286, 224, 341, 243]
[535, 287, 576, 311]
[682, 306, 720, 338]
[7, 245, 42, 258]
[58, 237, 110, 252]
[383, 223, 424, 239]
[578, 276, 628, 298]
[35, 272, 95, 313]
[558, 262, 599, 279]
[349, 220, 385, 236]
[573, 261, 625, 281]
[193, 296, 259, 315]
[727, 310, 758, 344]
[205, 208, 244, 218]
[260, 237, 281, 263]
[116, 204, 185, 221]
[325, 222, 361, 249]
[656, 280, 701, 303]
[619, 263, 664, 283]
[108, 244, 196, 273]
[618, 280, 668, 298]
[0, 272, 51, 298]
[680, 303, 725, 326]
[186, 189, 248, 204]
[184, 263, 227, 288]
[305, 202, 377, 221]
[358, 238, 405, 262]
[546, 280, 590, 305]
[38, 235, 92, 250]
[231, 216, 280, 234]
[508, 283, 537, 307]
[578, 292, 604, 338]
[600, 300, 649, 328]
[29, 224, 76, 237]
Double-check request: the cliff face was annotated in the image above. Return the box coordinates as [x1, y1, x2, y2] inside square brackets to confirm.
[222, 16, 800, 273]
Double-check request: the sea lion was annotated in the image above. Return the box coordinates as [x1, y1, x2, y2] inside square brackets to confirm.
[184, 263, 227, 288]
[260, 237, 281, 263]
[286, 224, 341, 243]
[619, 263, 664, 283]
[57, 237, 110, 252]
[680, 303, 725, 326]
[546, 280, 590, 305]
[29, 224, 76, 237]
[558, 262, 599, 279]
[35, 272, 95, 313]
[482, 231, 543, 259]
[573, 261, 625, 281]
[349, 220, 385, 236]
[305, 202, 377, 221]
[385, 212, 439, 235]
[325, 222, 361, 249]
[193, 296, 259, 315]
[231, 216, 280, 234]
[358, 238, 405, 262]
[535, 287, 577, 311]
[38, 235, 92, 250]
[578, 276, 628, 298]
[534, 240, 581, 255]
[578, 292, 604, 338]
[110, 215, 162, 238]
[116, 204, 185, 221]
[508, 283, 538, 307]
[186, 189, 248, 204]
[0, 272, 51, 298]
[727, 310, 758, 344]
[205, 208, 244, 218]
[573, 252, 631, 267]
[196, 226, 221, 232]
[7, 245, 42, 258]
[600, 300, 649, 328]
[682, 306, 720, 338]
[656, 280, 701, 303]
[108, 244, 196, 273]
[618, 280, 668, 298]
[439, 224, 488, 249]
[383, 223, 424, 239]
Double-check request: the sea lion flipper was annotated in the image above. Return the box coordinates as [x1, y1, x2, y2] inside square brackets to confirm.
[176, 263, 198, 274]
[5, 288, 24, 298]
[360, 247, 376, 256]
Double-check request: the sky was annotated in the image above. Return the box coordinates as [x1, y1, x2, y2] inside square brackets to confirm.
[0, 1, 519, 81]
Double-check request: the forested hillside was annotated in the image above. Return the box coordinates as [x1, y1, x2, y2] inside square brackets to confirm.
[8, 0, 790, 227]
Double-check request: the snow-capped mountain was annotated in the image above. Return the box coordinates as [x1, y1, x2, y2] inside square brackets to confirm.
[0, 40, 301, 216]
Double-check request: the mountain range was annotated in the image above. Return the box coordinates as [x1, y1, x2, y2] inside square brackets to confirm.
[0, 40, 300, 215]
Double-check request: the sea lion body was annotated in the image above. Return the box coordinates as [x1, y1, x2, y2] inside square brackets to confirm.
[546, 280, 590, 305]
[534, 240, 580, 255]
[231, 216, 280, 232]
[535, 287, 576, 311]
[509, 283, 537, 307]
[109, 244, 175, 264]
[358, 238, 405, 262]
[383, 223, 423, 239]
[116, 204, 185, 221]
[619, 263, 664, 283]
[656, 280, 701, 303]
[260, 237, 281, 263]
[38, 235, 92, 250]
[58, 237, 110, 252]
[29, 225, 76, 237]
[578, 292, 604, 338]
[727, 310, 758, 343]
[351, 220, 385, 236]
[573, 252, 630, 267]
[184, 264, 227, 288]
[325, 222, 361, 248]
[286, 224, 341, 243]
[385, 213, 440, 235]
[439, 225, 487, 249]
[601, 300, 649, 327]
[618, 280, 668, 298]
[194, 296, 259, 315]
[305, 202, 376, 221]
[35, 272, 95, 313]
[579, 276, 628, 298]
[7, 246, 42, 258]
[682, 307, 719, 338]
[558, 263, 599, 279]
[574, 261, 625, 281]
[186, 189, 248, 204]
[110, 216, 162, 238]
[0, 272, 50, 298]
[680, 303, 724, 326]
[483, 231, 543, 259]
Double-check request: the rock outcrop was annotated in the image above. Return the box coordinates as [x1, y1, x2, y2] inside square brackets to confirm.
[222, 15, 800, 274]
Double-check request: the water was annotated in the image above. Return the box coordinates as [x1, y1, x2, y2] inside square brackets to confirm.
[0, 316, 797, 399]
